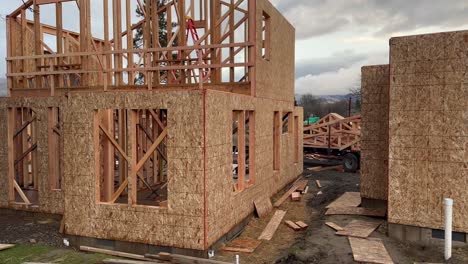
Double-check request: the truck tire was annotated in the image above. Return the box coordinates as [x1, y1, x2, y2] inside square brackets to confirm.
[343, 153, 359, 173]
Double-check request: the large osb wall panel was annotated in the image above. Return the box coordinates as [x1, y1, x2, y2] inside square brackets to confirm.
[62, 91, 205, 250]
[388, 31, 468, 232]
[360, 65, 389, 201]
[0, 97, 64, 214]
[204, 90, 303, 246]
[254, 0, 295, 102]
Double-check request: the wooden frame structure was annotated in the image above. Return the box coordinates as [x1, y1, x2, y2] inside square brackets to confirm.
[303, 113, 361, 151]
[6, 0, 256, 96]
[0, 0, 303, 254]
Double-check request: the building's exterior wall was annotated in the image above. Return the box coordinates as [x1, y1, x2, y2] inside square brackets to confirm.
[61, 90, 206, 250]
[388, 31, 468, 232]
[360, 65, 389, 201]
[204, 90, 303, 246]
[0, 97, 65, 214]
[254, 0, 295, 103]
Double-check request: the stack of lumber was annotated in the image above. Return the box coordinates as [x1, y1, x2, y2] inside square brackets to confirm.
[303, 113, 361, 151]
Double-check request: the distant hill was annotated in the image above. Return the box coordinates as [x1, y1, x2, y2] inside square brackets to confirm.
[318, 94, 359, 103]
[0, 78, 6, 97]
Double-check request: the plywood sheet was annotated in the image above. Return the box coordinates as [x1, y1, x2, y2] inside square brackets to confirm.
[326, 192, 362, 209]
[254, 196, 273, 218]
[336, 220, 383, 238]
[258, 210, 286, 240]
[349, 237, 394, 264]
[325, 207, 386, 217]
[221, 238, 262, 253]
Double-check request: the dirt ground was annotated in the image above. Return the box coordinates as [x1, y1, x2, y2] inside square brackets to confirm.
[215, 157, 468, 264]
[2, 157, 468, 263]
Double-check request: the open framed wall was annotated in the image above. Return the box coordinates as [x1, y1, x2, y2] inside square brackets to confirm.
[0, 97, 64, 214]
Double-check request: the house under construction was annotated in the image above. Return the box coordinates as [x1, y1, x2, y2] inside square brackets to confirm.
[0, 0, 303, 254]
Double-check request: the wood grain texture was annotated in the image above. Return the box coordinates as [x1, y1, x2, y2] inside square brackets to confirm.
[360, 65, 389, 201]
[325, 207, 386, 217]
[326, 192, 361, 209]
[258, 210, 286, 240]
[336, 220, 383, 238]
[349, 237, 394, 264]
[254, 196, 273, 218]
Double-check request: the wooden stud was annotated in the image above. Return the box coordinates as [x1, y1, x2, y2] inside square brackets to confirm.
[101, 110, 115, 202]
[94, 110, 101, 202]
[237, 111, 245, 191]
[7, 108, 15, 202]
[129, 110, 138, 205]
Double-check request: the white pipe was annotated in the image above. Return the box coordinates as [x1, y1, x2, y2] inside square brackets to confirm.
[444, 198, 453, 260]
[236, 255, 240, 264]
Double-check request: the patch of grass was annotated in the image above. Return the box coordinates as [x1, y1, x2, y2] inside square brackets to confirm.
[0, 244, 112, 264]
[0, 244, 53, 264]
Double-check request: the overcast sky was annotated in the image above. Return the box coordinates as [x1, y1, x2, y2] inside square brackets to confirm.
[1, 0, 468, 95]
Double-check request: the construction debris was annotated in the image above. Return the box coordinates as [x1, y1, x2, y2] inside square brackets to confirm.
[295, 221, 308, 230]
[0, 244, 15, 251]
[302, 186, 309, 194]
[220, 238, 262, 253]
[285, 220, 302, 231]
[325, 207, 386, 217]
[325, 222, 344, 231]
[274, 179, 308, 207]
[102, 259, 158, 264]
[254, 196, 273, 218]
[80, 246, 147, 261]
[315, 180, 322, 188]
[258, 210, 287, 240]
[336, 220, 383, 238]
[326, 192, 361, 209]
[291, 192, 301, 201]
[348, 237, 394, 264]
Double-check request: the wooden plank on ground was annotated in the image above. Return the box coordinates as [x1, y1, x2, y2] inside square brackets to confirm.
[313, 165, 343, 172]
[336, 220, 383, 238]
[291, 192, 301, 201]
[325, 207, 386, 217]
[220, 238, 262, 253]
[307, 166, 323, 171]
[254, 196, 273, 218]
[296, 221, 308, 230]
[274, 179, 308, 207]
[79, 246, 147, 261]
[349, 237, 394, 264]
[296, 180, 308, 193]
[326, 192, 361, 208]
[325, 222, 344, 231]
[258, 210, 286, 240]
[0, 244, 15, 251]
[102, 259, 159, 264]
[285, 220, 301, 231]
[315, 180, 322, 188]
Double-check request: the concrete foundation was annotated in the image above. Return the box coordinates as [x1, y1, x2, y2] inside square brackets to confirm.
[388, 223, 467, 247]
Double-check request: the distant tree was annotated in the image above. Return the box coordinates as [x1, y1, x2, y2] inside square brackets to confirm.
[349, 75, 362, 114]
[133, 0, 177, 83]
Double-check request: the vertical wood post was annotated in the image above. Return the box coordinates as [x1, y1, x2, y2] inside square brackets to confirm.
[248, 0, 256, 96]
[129, 110, 138, 205]
[94, 110, 101, 202]
[237, 111, 245, 191]
[7, 108, 15, 202]
[33, 0, 43, 88]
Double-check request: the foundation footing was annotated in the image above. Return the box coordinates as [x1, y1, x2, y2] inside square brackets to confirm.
[388, 223, 467, 246]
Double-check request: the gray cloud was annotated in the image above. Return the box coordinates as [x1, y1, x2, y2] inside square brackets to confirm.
[296, 50, 367, 78]
[273, 0, 468, 39]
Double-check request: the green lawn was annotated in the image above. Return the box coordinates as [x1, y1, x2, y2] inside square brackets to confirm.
[0, 244, 112, 264]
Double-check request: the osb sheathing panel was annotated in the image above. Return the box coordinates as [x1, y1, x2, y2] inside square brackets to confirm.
[62, 91, 205, 250]
[204, 90, 303, 246]
[254, 0, 295, 102]
[388, 31, 468, 232]
[0, 97, 65, 214]
[360, 65, 389, 201]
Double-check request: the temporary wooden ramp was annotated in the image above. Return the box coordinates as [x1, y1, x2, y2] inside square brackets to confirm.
[303, 113, 361, 151]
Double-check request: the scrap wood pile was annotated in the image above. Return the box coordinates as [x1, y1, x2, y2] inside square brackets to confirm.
[325, 192, 393, 264]
[304, 113, 361, 151]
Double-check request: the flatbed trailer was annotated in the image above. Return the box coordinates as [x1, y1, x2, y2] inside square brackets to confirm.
[303, 113, 361, 172]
